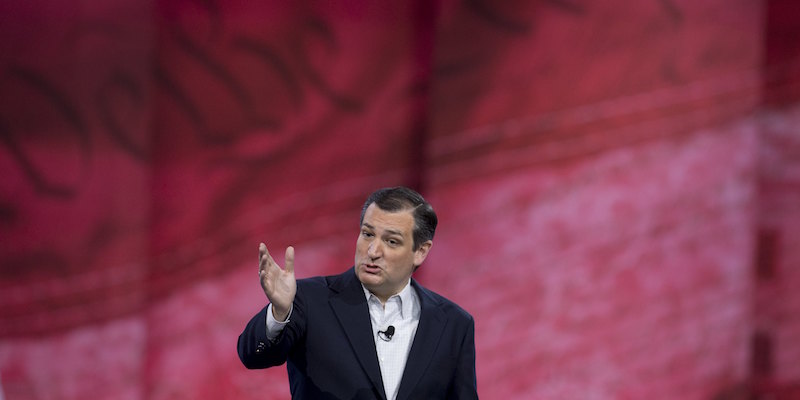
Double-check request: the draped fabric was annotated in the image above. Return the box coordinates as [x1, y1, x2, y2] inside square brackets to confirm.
[1, 1, 799, 399]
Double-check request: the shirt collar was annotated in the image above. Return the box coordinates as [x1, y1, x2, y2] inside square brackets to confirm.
[362, 280, 416, 319]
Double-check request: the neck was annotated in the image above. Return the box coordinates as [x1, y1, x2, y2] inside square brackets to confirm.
[363, 279, 412, 306]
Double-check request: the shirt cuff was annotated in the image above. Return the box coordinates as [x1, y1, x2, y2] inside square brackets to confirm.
[265, 303, 292, 341]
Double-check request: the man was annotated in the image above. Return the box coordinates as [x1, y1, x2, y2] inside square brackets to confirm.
[238, 186, 478, 399]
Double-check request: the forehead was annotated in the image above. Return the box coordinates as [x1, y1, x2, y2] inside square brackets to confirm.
[362, 203, 415, 235]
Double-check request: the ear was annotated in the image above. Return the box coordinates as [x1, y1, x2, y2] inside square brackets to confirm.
[413, 240, 432, 267]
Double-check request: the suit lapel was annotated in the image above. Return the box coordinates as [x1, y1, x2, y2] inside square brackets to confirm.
[396, 280, 447, 400]
[328, 268, 387, 400]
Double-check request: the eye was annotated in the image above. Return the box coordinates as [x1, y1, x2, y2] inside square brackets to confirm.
[361, 230, 374, 238]
[386, 238, 400, 247]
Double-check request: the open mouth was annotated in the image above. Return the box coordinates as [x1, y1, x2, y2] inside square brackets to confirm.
[362, 264, 381, 274]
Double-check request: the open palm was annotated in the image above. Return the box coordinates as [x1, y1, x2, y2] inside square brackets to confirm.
[258, 243, 296, 321]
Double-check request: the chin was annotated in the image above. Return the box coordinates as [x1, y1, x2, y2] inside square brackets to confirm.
[356, 269, 380, 284]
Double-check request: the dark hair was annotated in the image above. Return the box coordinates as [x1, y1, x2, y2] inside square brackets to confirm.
[360, 186, 437, 250]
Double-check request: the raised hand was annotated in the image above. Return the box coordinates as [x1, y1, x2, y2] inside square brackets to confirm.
[258, 243, 296, 321]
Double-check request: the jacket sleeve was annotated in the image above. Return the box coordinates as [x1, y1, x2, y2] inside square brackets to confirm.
[449, 314, 478, 399]
[237, 285, 307, 369]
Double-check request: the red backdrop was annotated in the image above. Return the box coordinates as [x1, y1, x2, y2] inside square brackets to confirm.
[1, 0, 799, 399]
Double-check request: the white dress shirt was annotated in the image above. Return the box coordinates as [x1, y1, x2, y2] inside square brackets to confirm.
[364, 281, 420, 400]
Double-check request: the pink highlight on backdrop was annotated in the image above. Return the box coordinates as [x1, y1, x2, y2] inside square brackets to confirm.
[1, 0, 800, 399]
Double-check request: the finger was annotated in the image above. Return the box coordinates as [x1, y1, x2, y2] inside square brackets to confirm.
[265, 249, 277, 270]
[258, 244, 267, 276]
[259, 244, 271, 271]
[261, 244, 278, 275]
[285, 246, 295, 274]
[259, 243, 266, 263]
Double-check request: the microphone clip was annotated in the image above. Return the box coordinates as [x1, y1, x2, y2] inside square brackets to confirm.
[378, 325, 395, 341]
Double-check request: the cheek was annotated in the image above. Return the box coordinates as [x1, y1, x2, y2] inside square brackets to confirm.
[355, 239, 370, 256]
[391, 250, 416, 267]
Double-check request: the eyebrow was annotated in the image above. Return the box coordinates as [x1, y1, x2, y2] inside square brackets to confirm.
[362, 223, 406, 238]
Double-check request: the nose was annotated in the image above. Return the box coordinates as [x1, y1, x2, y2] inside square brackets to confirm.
[367, 240, 382, 259]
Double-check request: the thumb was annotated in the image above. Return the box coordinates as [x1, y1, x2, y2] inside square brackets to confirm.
[285, 246, 295, 274]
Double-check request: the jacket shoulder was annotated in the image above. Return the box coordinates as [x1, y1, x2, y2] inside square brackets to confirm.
[414, 281, 473, 322]
[296, 268, 357, 294]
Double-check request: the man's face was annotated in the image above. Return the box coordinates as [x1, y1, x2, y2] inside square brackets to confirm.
[355, 203, 431, 302]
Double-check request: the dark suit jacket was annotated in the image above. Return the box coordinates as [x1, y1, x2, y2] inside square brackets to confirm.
[238, 267, 478, 399]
